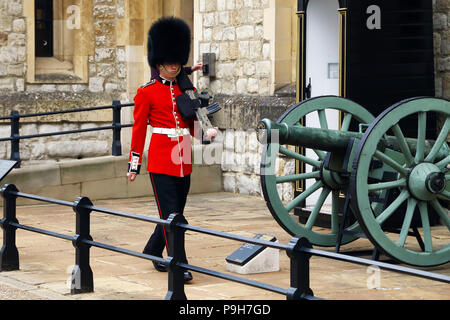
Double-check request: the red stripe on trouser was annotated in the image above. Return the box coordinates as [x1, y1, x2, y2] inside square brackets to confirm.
[150, 172, 170, 253]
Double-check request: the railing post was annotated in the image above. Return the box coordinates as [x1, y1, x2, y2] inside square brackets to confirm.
[71, 196, 94, 294]
[10, 111, 20, 168]
[286, 237, 314, 300]
[165, 213, 187, 300]
[0, 184, 20, 271]
[112, 100, 122, 156]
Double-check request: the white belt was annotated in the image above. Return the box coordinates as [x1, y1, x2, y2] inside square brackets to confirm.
[152, 127, 190, 137]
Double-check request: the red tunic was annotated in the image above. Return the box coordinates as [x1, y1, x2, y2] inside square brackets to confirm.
[128, 78, 195, 177]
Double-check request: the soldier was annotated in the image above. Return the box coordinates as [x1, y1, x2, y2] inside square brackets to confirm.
[150, 63, 203, 81]
[126, 17, 217, 283]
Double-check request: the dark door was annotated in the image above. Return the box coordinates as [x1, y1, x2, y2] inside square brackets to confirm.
[346, 0, 435, 138]
[35, 0, 53, 57]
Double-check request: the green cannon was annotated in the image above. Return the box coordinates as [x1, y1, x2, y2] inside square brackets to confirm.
[257, 96, 450, 267]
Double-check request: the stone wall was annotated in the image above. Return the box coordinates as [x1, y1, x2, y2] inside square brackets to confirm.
[434, 0, 450, 100]
[0, 0, 26, 92]
[210, 87, 297, 197]
[0, 0, 130, 165]
[433, 0, 450, 146]
[195, 0, 273, 96]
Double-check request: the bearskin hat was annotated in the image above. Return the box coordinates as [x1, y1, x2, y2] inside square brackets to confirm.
[147, 17, 191, 68]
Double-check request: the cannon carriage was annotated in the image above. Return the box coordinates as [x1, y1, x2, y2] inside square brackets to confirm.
[257, 96, 449, 267]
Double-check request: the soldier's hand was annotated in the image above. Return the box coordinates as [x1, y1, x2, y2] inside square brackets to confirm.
[191, 62, 203, 72]
[205, 127, 218, 141]
[127, 172, 137, 182]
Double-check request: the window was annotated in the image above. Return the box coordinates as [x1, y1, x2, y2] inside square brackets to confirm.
[25, 0, 90, 83]
[35, 0, 54, 57]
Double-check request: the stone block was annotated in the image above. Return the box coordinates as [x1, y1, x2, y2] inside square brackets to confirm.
[12, 19, 25, 32]
[89, 77, 104, 92]
[93, 4, 116, 19]
[235, 130, 246, 153]
[112, 154, 129, 176]
[223, 27, 236, 41]
[0, 78, 14, 91]
[433, 13, 447, 30]
[236, 25, 254, 39]
[190, 164, 222, 194]
[193, 142, 222, 166]
[2, 163, 61, 190]
[126, 172, 153, 198]
[81, 176, 128, 200]
[247, 78, 258, 93]
[46, 141, 109, 158]
[14, 183, 82, 205]
[60, 156, 118, 185]
[226, 245, 280, 274]
[8, 1, 22, 15]
[223, 172, 236, 192]
[236, 78, 248, 94]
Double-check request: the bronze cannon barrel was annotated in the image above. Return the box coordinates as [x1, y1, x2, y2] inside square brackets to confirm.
[257, 118, 449, 161]
[257, 118, 362, 152]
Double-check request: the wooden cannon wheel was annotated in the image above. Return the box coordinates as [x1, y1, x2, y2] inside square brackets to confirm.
[351, 97, 450, 267]
[260, 96, 375, 247]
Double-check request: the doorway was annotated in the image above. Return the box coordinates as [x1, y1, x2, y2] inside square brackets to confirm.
[304, 0, 340, 208]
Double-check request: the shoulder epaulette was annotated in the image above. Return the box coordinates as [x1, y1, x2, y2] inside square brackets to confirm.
[140, 79, 156, 88]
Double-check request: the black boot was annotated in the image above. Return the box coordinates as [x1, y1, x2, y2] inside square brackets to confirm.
[184, 271, 193, 282]
[153, 260, 168, 272]
[143, 249, 168, 272]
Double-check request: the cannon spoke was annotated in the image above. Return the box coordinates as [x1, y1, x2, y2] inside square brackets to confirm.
[437, 190, 450, 200]
[285, 180, 323, 212]
[392, 124, 414, 167]
[436, 154, 450, 170]
[415, 112, 427, 163]
[305, 187, 331, 230]
[425, 118, 450, 163]
[367, 178, 406, 192]
[396, 198, 417, 247]
[375, 189, 409, 225]
[318, 109, 328, 130]
[340, 113, 352, 132]
[279, 146, 322, 168]
[418, 201, 433, 252]
[313, 149, 326, 161]
[275, 171, 320, 184]
[430, 199, 450, 231]
[374, 150, 409, 176]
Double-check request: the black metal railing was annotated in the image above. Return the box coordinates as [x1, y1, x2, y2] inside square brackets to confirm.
[0, 101, 134, 168]
[0, 184, 448, 300]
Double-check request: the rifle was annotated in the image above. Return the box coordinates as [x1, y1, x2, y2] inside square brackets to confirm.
[177, 69, 221, 142]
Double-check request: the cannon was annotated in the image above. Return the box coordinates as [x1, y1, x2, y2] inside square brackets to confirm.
[257, 96, 450, 267]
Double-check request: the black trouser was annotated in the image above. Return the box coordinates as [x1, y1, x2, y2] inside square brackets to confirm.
[143, 172, 191, 263]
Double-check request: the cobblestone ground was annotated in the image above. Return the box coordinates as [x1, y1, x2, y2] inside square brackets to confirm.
[0, 283, 43, 300]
